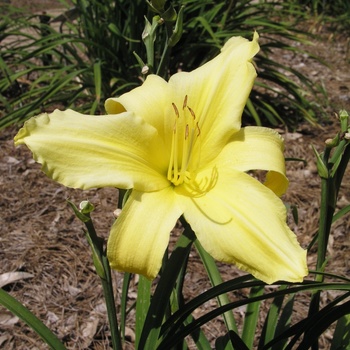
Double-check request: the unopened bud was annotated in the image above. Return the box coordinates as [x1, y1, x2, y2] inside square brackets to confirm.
[339, 109, 349, 133]
[312, 145, 329, 179]
[141, 65, 150, 75]
[79, 200, 95, 214]
[113, 208, 122, 218]
[168, 5, 184, 47]
[325, 133, 340, 148]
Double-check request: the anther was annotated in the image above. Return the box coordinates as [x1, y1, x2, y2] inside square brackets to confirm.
[183, 95, 188, 109]
[172, 102, 179, 117]
[187, 106, 196, 119]
[196, 122, 201, 136]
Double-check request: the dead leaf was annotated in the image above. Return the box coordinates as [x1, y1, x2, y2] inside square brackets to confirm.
[0, 272, 33, 288]
[0, 311, 19, 326]
[81, 315, 99, 348]
[0, 335, 10, 346]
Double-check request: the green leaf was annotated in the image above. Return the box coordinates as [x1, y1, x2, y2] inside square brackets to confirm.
[259, 286, 286, 347]
[297, 299, 350, 349]
[215, 331, 249, 350]
[241, 286, 264, 348]
[194, 240, 238, 334]
[161, 280, 350, 348]
[330, 313, 350, 350]
[119, 272, 133, 344]
[138, 220, 195, 349]
[135, 276, 151, 348]
[333, 204, 350, 224]
[271, 294, 295, 350]
[0, 288, 67, 350]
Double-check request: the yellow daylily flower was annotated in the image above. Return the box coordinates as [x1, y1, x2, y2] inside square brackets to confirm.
[14, 33, 308, 284]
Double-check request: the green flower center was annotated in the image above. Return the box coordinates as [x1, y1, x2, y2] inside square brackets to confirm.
[167, 95, 201, 186]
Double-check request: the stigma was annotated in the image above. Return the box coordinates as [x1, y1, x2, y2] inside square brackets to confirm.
[167, 95, 201, 186]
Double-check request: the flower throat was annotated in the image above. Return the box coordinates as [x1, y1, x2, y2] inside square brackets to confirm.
[167, 95, 201, 186]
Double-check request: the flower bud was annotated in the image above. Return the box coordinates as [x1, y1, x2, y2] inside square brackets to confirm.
[339, 109, 349, 133]
[80, 200, 95, 214]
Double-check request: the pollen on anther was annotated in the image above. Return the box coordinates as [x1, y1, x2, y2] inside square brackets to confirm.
[188, 106, 196, 119]
[172, 102, 179, 117]
[183, 95, 188, 109]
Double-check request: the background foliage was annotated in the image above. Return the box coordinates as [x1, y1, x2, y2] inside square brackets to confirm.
[1, 1, 350, 349]
[0, 0, 336, 130]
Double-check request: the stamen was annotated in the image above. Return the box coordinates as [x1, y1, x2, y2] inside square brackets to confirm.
[187, 106, 196, 119]
[172, 102, 179, 117]
[167, 96, 201, 186]
[183, 95, 188, 109]
[167, 103, 179, 182]
[196, 122, 201, 136]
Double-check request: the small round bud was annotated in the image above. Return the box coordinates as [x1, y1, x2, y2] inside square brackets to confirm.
[79, 200, 95, 214]
[141, 65, 150, 75]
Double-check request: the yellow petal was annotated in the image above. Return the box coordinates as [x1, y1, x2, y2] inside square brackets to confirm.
[106, 33, 260, 166]
[209, 126, 288, 196]
[107, 188, 182, 279]
[14, 109, 169, 191]
[105, 75, 171, 142]
[177, 168, 307, 284]
[168, 32, 259, 164]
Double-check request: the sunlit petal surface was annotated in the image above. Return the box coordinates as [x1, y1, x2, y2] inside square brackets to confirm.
[15, 33, 308, 283]
[107, 188, 182, 279]
[14, 109, 168, 191]
[177, 168, 307, 284]
[210, 126, 289, 196]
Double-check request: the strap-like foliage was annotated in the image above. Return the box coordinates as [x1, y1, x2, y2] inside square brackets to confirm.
[1, 0, 327, 129]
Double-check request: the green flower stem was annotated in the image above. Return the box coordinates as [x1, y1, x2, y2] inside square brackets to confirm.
[120, 272, 132, 343]
[102, 257, 122, 350]
[309, 148, 334, 337]
[194, 240, 238, 335]
[156, 42, 172, 79]
[143, 15, 161, 73]
[315, 138, 350, 283]
[83, 218, 123, 350]
[315, 177, 333, 282]
[156, 20, 174, 78]
[334, 142, 350, 193]
[308, 119, 350, 349]
[156, 6, 184, 78]
[68, 200, 122, 348]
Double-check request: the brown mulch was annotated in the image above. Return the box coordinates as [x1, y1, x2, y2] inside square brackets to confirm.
[1, 4, 350, 350]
